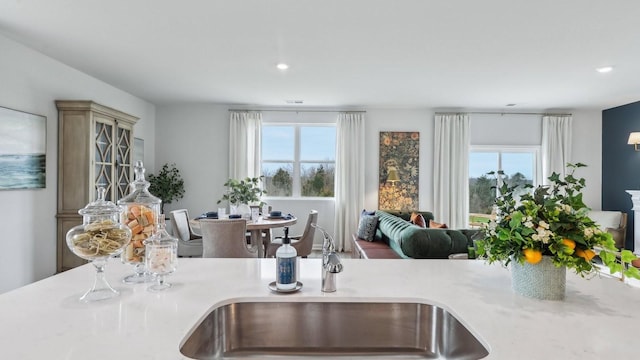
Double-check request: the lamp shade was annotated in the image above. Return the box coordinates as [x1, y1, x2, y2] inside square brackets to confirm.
[628, 132, 640, 145]
[628, 132, 640, 151]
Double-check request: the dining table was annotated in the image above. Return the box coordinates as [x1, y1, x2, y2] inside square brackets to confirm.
[190, 215, 297, 257]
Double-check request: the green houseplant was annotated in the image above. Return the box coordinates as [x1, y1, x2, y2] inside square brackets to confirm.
[476, 163, 639, 280]
[217, 176, 266, 209]
[148, 163, 185, 215]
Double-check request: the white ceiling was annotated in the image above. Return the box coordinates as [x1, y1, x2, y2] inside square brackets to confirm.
[1, 0, 640, 110]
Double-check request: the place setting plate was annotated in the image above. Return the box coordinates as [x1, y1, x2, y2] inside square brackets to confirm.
[264, 211, 286, 220]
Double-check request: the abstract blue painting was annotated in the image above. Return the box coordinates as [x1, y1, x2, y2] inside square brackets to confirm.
[0, 106, 46, 190]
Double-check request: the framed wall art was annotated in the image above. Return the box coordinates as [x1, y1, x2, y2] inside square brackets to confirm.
[378, 131, 419, 210]
[0, 106, 46, 190]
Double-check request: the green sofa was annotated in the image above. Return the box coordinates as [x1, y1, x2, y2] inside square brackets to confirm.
[371, 210, 481, 259]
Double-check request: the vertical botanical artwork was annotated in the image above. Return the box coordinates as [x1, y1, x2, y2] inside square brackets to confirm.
[378, 131, 419, 210]
[0, 106, 46, 190]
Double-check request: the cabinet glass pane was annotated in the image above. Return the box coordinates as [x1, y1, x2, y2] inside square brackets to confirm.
[95, 122, 114, 201]
[117, 127, 131, 165]
[95, 164, 113, 201]
[116, 127, 132, 200]
[95, 122, 113, 163]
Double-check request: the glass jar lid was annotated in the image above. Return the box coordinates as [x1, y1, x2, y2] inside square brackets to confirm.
[79, 187, 123, 217]
[118, 160, 161, 205]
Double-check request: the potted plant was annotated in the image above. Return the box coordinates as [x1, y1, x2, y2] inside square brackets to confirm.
[148, 163, 185, 216]
[217, 176, 266, 215]
[476, 163, 639, 299]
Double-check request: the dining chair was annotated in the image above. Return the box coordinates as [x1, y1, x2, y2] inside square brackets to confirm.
[266, 210, 318, 258]
[200, 218, 258, 258]
[169, 209, 203, 257]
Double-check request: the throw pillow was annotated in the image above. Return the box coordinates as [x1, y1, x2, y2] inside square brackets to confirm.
[429, 220, 448, 229]
[410, 212, 427, 228]
[361, 209, 376, 217]
[357, 215, 379, 241]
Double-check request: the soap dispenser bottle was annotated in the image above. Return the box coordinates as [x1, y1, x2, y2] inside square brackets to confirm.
[276, 227, 298, 290]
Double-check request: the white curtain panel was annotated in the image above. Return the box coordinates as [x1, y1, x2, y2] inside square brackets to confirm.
[229, 111, 262, 179]
[433, 113, 470, 229]
[334, 112, 365, 251]
[541, 115, 572, 184]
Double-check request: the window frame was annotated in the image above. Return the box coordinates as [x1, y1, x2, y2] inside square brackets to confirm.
[468, 145, 541, 227]
[470, 145, 541, 188]
[261, 123, 336, 199]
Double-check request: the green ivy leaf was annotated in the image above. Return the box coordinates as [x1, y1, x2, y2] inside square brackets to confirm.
[624, 266, 640, 280]
[621, 250, 637, 263]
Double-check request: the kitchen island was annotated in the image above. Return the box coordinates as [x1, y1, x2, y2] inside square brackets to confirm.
[0, 258, 637, 359]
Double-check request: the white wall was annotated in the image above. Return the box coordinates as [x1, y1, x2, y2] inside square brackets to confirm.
[0, 33, 156, 294]
[470, 113, 542, 145]
[571, 110, 603, 209]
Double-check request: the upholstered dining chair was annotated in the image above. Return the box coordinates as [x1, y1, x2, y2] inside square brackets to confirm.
[169, 209, 203, 257]
[200, 218, 258, 258]
[266, 210, 318, 258]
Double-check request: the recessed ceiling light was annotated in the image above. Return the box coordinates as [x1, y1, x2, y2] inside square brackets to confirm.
[596, 66, 613, 73]
[276, 63, 289, 70]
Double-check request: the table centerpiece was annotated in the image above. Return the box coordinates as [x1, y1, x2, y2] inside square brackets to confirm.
[217, 176, 266, 217]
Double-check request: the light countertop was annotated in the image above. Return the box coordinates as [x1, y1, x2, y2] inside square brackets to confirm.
[0, 258, 637, 359]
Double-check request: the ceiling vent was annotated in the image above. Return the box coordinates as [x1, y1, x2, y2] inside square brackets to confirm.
[285, 100, 304, 104]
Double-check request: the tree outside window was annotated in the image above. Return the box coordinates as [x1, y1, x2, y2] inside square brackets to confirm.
[468, 148, 538, 227]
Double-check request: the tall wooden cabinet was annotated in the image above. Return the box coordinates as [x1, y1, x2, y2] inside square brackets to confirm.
[56, 101, 139, 272]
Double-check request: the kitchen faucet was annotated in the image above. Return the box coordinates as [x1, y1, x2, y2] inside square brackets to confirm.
[311, 223, 343, 292]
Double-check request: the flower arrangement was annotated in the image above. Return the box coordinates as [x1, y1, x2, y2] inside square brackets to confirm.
[217, 176, 266, 206]
[476, 163, 639, 279]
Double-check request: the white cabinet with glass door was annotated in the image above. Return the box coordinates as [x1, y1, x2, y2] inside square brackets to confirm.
[55, 100, 138, 272]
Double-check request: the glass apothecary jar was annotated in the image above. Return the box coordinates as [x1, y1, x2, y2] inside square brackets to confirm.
[66, 187, 131, 302]
[145, 216, 178, 292]
[118, 160, 162, 284]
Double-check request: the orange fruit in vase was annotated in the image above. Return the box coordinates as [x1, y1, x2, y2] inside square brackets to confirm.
[562, 238, 576, 249]
[575, 248, 596, 261]
[561, 238, 576, 254]
[523, 248, 543, 264]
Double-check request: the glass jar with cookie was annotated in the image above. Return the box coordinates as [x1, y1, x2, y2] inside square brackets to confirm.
[118, 161, 161, 284]
[66, 187, 131, 301]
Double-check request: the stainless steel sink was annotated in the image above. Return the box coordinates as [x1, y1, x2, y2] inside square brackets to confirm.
[180, 300, 489, 359]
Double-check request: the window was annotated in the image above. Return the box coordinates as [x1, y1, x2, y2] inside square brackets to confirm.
[468, 146, 539, 226]
[262, 124, 336, 198]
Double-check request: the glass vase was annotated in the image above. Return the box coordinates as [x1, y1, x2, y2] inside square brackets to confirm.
[118, 161, 161, 284]
[145, 217, 178, 292]
[66, 187, 131, 302]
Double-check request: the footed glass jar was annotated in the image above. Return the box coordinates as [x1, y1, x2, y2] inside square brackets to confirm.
[66, 187, 131, 302]
[145, 216, 178, 292]
[118, 161, 161, 284]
